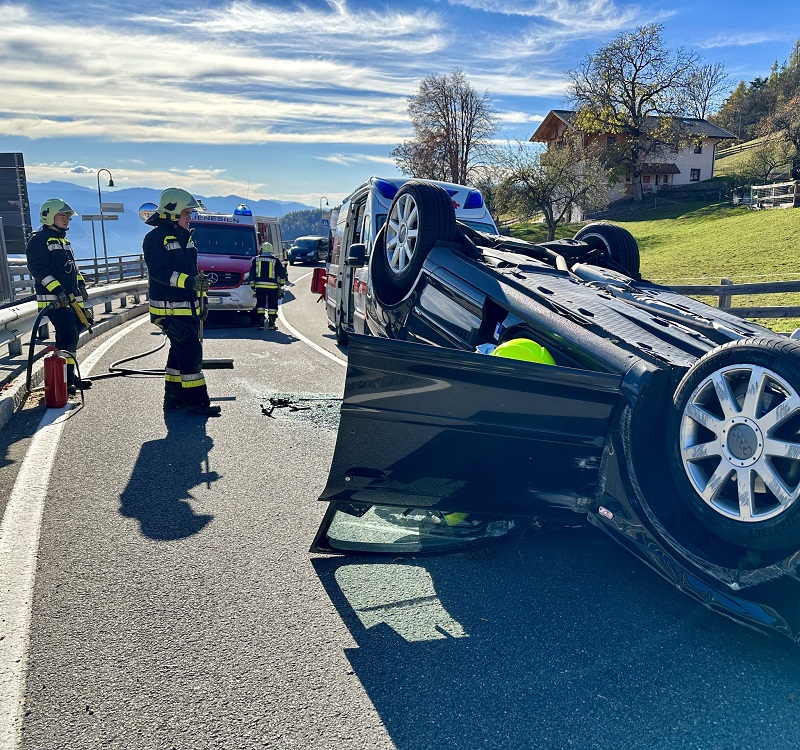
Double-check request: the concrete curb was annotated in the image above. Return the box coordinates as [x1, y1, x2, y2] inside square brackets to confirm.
[0, 305, 149, 432]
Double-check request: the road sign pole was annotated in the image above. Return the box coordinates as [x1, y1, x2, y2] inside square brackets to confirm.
[90, 220, 98, 274]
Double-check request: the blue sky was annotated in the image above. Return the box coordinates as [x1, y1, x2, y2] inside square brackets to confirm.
[2, 0, 798, 208]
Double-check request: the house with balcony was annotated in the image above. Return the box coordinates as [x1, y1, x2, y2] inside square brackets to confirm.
[530, 110, 736, 201]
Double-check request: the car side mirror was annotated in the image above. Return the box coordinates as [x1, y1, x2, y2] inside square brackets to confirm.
[346, 243, 366, 268]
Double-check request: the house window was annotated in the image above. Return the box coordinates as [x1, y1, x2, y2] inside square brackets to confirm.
[643, 174, 651, 184]
[625, 173, 632, 183]
[690, 169, 701, 182]
[694, 142, 703, 154]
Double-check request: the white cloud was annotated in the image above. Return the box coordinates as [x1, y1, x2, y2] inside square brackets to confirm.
[25, 160, 346, 205]
[0, 2, 434, 145]
[25, 161, 268, 197]
[314, 153, 397, 166]
[160, 0, 446, 52]
[446, 0, 644, 25]
[0, 0, 642, 159]
[498, 110, 546, 125]
[696, 32, 784, 50]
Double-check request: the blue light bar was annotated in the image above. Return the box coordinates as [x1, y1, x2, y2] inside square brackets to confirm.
[464, 191, 484, 209]
[374, 179, 399, 200]
[234, 203, 252, 216]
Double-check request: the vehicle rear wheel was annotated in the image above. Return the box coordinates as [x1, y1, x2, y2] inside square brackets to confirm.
[377, 181, 457, 295]
[666, 337, 800, 552]
[573, 222, 640, 278]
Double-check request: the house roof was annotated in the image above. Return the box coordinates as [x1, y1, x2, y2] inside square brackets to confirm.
[641, 163, 681, 175]
[530, 110, 575, 142]
[530, 110, 736, 143]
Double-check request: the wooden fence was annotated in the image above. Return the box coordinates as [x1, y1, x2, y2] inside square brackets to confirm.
[668, 278, 800, 319]
[716, 141, 763, 159]
[750, 180, 800, 210]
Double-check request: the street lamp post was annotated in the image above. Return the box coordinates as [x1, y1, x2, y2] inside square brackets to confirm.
[96, 168, 114, 283]
[319, 196, 328, 234]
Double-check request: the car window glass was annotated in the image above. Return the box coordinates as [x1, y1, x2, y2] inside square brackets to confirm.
[461, 220, 498, 234]
[191, 224, 258, 256]
[323, 504, 524, 554]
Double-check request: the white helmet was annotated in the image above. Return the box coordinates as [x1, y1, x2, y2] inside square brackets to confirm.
[156, 187, 200, 220]
[40, 198, 75, 227]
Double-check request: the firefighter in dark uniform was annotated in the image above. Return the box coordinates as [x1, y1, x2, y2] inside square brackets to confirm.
[143, 187, 220, 417]
[26, 198, 95, 396]
[249, 241, 286, 330]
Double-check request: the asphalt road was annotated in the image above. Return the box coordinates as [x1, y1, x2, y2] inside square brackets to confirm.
[2, 264, 800, 750]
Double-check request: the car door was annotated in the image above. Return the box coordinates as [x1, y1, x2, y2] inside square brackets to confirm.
[311, 334, 624, 554]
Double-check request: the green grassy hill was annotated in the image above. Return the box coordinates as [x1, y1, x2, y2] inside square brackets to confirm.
[509, 200, 800, 332]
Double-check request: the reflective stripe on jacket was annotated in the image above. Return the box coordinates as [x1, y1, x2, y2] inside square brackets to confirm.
[26, 226, 86, 307]
[143, 218, 202, 321]
[248, 253, 286, 290]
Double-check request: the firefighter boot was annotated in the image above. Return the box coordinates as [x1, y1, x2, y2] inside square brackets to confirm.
[267, 315, 278, 331]
[186, 403, 222, 417]
[68, 379, 93, 397]
[163, 382, 186, 410]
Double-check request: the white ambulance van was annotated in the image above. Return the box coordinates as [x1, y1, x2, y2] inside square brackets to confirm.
[325, 176, 497, 345]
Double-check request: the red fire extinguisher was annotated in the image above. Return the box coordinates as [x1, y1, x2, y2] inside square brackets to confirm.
[43, 347, 68, 408]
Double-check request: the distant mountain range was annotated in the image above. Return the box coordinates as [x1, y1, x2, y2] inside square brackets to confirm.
[24, 181, 314, 259]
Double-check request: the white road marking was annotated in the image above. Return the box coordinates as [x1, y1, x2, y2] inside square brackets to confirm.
[0, 315, 151, 749]
[279, 271, 347, 368]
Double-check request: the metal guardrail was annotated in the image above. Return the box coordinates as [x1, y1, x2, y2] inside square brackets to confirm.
[0, 280, 148, 355]
[8, 254, 147, 297]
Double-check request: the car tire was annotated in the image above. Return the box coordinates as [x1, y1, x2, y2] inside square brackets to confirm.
[666, 336, 800, 552]
[378, 181, 457, 295]
[573, 222, 640, 278]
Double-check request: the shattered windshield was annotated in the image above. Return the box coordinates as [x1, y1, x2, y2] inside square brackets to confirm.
[320, 504, 525, 554]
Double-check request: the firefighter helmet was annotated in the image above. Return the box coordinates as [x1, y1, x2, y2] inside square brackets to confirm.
[40, 198, 75, 226]
[156, 187, 200, 220]
[260, 241, 274, 254]
[491, 338, 556, 365]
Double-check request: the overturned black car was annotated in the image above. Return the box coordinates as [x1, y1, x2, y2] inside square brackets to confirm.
[312, 180, 800, 644]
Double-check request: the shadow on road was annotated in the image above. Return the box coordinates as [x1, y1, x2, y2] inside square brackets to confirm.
[312, 528, 800, 750]
[118, 409, 218, 540]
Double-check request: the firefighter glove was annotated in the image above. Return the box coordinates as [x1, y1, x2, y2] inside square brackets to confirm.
[192, 276, 210, 293]
[56, 290, 69, 308]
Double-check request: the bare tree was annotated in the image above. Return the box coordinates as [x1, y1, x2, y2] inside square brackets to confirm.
[757, 92, 800, 160]
[390, 135, 449, 182]
[685, 62, 730, 119]
[391, 70, 499, 184]
[739, 138, 797, 184]
[494, 138, 611, 241]
[567, 23, 698, 202]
